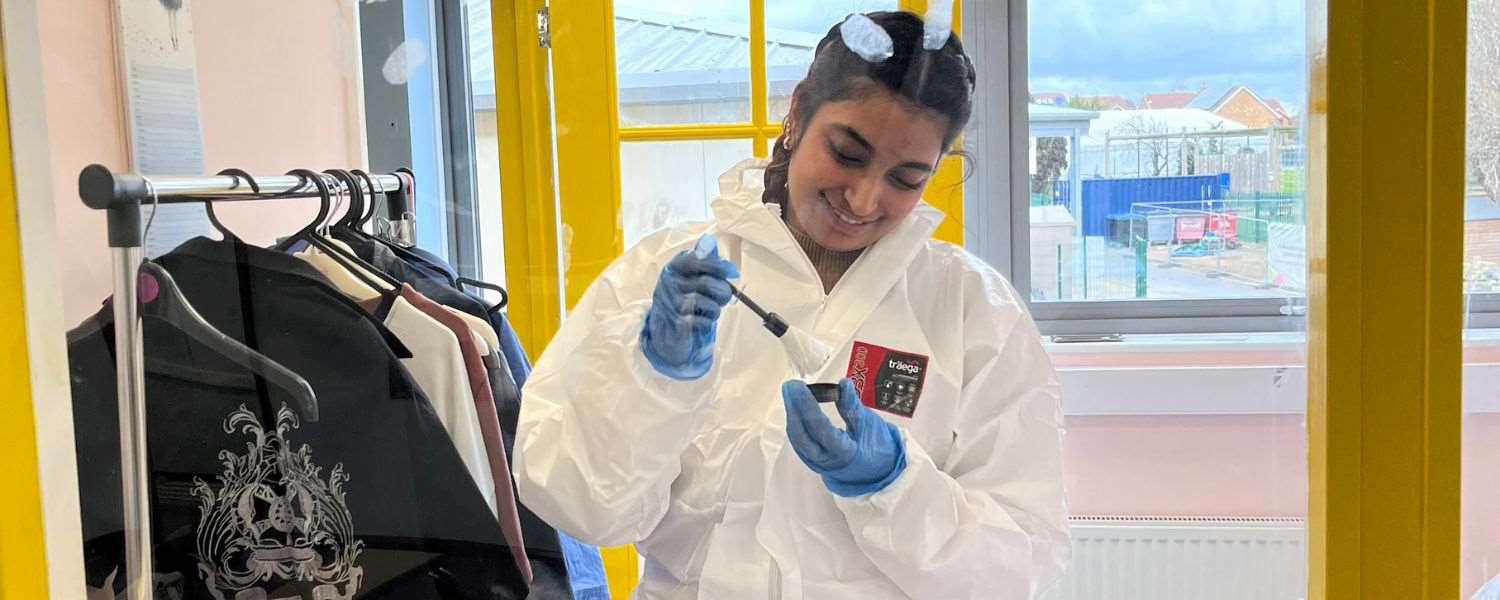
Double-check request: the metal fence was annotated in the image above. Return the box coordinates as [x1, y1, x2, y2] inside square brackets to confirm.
[1036, 195, 1305, 301]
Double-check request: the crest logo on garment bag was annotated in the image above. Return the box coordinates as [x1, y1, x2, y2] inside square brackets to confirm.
[192, 405, 365, 600]
[846, 341, 930, 418]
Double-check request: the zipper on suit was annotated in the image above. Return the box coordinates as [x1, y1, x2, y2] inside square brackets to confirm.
[767, 204, 862, 324]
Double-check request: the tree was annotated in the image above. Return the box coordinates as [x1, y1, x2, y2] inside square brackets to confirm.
[1117, 115, 1173, 176]
[1032, 137, 1069, 194]
[1067, 96, 1108, 111]
[1470, 0, 1500, 204]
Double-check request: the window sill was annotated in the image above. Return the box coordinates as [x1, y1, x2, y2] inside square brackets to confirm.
[1044, 330, 1500, 415]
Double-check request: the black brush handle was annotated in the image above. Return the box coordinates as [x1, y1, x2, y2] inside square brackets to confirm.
[728, 283, 789, 337]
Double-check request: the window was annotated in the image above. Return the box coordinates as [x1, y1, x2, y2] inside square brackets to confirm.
[1001, 2, 1312, 598]
[460, 0, 509, 288]
[359, 0, 513, 303]
[764, 1, 898, 123]
[611, 0, 902, 245]
[620, 139, 752, 247]
[1000, 0, 1309, 333]
[1464, 1, 1500, 598]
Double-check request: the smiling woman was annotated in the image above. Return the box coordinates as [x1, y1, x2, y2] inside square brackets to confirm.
[515, 10, 1070, 600]
[767, 11, 973, 258]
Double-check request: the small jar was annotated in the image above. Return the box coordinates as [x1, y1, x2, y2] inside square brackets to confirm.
[808, 383, 841, 404]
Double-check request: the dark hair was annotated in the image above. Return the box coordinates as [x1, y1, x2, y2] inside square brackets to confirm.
[763, 11, 977, 206]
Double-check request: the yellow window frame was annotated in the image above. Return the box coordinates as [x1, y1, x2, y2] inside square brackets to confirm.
[1306, 1, 1465, 598]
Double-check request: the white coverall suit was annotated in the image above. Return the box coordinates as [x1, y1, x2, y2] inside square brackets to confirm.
[515, 160, 1070, 599]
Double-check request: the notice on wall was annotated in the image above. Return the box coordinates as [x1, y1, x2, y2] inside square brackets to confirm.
[116, 0, 210, 257]
[1266, 222, 1307, 293]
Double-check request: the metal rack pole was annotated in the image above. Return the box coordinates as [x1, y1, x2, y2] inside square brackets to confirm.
[76, 164, 408, 600]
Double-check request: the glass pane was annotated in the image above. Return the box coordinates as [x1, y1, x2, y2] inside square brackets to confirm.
[620, 139, 752, 247]
[465, 0, 507, 288]
[1029, 3, 1308, 302]
[1029, 2, 1312, 598]
[615, 0, 752, 126]
[1465, 0, 1500, 598]
[764, 1, 899, 125]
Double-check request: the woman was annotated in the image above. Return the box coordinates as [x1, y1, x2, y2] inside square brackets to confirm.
[515, 11, 1068, 599]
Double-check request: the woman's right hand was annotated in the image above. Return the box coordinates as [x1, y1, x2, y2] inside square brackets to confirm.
[640, 234, 740, 380]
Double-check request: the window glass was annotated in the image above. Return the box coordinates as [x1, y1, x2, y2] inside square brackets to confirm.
[620, 139, 752, 247]
[463, 0, 508, 288]
[1030, 2, 1311, 598]
[614, 0, 753, 126]
[1028, 1, 1308, 302]
[764, 0, 898, 124]
[1464, 1, 1500, 598]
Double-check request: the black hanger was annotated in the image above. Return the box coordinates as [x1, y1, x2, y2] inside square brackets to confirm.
[273, 169, 383, 290]
[299, 169, 404, 291]
[271, 170, 331, 253]
[204, 168, 260, 239]
[457, 277, 509, 313]
[327, 168, 366, 231]
[138, 261, 320, 421]
[348, 169, 386, 233]
[356, 170, 510, 308]
[354, 169, 384, 228]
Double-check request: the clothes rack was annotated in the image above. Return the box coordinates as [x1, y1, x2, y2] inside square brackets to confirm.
[75, 163, 412, 600]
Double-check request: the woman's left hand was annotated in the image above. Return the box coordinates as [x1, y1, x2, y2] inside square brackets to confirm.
[781, 378, 906, 497]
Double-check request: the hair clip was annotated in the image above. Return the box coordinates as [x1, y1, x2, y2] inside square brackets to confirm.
[839, 13, 894, 63]
[923, 0, 955, 50]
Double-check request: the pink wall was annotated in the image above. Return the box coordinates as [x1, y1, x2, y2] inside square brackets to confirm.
[41, 1, 364, 325]
[1465, 414, 1500, 596]
[1064, 414, 1308, 517]
[1057, 346, 1500, 597]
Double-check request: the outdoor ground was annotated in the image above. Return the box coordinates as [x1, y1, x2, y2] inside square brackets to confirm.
[1056, 236, 1300, 301]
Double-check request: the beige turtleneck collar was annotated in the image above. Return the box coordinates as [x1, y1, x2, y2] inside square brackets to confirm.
[784, 211, 865, 293]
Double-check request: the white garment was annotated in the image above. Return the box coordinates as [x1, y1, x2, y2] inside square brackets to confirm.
[296, 247, 499, 514]
[516, 159, 1070, 599]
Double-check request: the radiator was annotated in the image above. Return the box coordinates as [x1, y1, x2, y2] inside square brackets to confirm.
[1039, 516, 1307, 600]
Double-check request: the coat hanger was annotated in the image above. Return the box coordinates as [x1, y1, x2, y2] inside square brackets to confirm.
[457, 277, 509, 313]
[304, 169, 404, 291]
[354, 169, 383, 229]
[360, 169, 510, 308]
[204, 168, 258, 240]
[136, 179, 319, 421]
[276, 169, 388, 293]
[332, 168, 367, 231]
[271, 170, 331, 253]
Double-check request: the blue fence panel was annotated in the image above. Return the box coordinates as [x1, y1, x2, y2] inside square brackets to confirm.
[1054, 173, 1232, 236]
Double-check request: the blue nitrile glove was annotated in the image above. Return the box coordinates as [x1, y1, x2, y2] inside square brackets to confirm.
[640, 234, 741, 380]
[781, 378, 907, 497]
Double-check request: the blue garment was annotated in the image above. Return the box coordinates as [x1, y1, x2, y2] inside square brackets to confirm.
[492, 312, 532, 387]
[781, 378, 907, 497]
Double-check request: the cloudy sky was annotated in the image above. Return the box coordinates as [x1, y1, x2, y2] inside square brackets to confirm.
[615, 0, 1309, 113]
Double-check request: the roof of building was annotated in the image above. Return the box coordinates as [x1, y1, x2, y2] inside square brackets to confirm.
[469, 1, 821, 106]
[1263, 97, 1290, 120]
[1187, 89, 1222, 110]
[1468, 194, 1500, 221]
[1083, 108, 1248, 140]
[1140, 90, 1203, 110]
[1030, 103, 1100, 122]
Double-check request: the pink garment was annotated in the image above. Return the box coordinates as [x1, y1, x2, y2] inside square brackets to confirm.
[400, 284, 533, 583]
